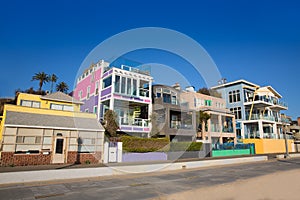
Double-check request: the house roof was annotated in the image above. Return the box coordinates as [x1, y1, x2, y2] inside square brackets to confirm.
[258, 86, 282, 98]
[4, 111, 104, 131]
[41, 92, 83, 104]
[211, 79, 259, 90]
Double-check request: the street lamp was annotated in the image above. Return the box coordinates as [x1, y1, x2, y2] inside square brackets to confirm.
[282, 120, 290, 158]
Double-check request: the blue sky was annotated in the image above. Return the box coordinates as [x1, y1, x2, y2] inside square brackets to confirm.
[0, 0, 299, 118]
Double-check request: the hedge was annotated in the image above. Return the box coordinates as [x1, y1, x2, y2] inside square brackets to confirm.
[120, 136, 202, 153]
[169, 142, 202, 152]
[120, 136, 169, 153]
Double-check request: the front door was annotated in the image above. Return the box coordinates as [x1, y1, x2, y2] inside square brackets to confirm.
[52, 137, 66, 163]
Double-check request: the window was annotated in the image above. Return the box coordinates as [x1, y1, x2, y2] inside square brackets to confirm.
[87, 86, 91, 99]
[229, 90, 241, 103]
[115, 75, 120, 93]
[20, 100, 40, 108]
[121, 77, 126, 93]
[156, 93, 161, 98]
[127, 78, 132, 95]
[95, 81, 99, 95]
[50, 103, 74, 111]
[63, 105, 74, 111]
[50, 104, 63, 110]
[230, 107, 242, 119]
[133, 79, 137, 96]
[16, 136, 41, 144]
[93, 106, 98, 114]
[78, 137, 96, 153]
[205, 100, 212, 106]
[163, 93, 171, 103]
[79, 90, 83, 100]
[171, 96, 177, 105]
[102, 76, 112, 89]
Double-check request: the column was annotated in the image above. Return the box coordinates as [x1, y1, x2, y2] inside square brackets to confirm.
[258, 121, 264, 138]
[273, 123, 278, 139]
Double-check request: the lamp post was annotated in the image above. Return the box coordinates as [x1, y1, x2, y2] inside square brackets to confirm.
[283, 121, 290, 158]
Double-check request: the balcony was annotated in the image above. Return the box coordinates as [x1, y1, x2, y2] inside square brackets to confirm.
[244, 95, 287, 110]
[245, 114, 276, 122]
[119, 117, 150, 133]
[170, 121, 193, 129]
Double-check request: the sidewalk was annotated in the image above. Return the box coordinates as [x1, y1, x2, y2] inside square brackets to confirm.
[153, 168, 300, 200]
[0, 156, 268, 186]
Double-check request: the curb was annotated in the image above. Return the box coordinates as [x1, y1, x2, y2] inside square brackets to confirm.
[0, 156, 268, 185]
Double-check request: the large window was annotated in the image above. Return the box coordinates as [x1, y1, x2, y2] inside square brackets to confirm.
[121, 77, 126, 93]
[87, 86, 91, 99]
[16, 136, 41, 144]
[163, 93, 171, 103]
[102, 76, 112, 89]
[230, 107, 242, 119]
[95, 81, 99, 95]
[127, 78, 132, 95]
[115, 75, 120, 93]
[20, 100, 40, 108]
[50, 103, 74, 111]
[78, 137, 96, 153]
[229, 90, 241, 103]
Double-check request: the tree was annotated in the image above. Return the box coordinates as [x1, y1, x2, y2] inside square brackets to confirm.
[198, 110, 211, 139]
[150, 112, 160, 138]
[103, 110, 119, 137]
[197, 87, 222, 98]
[32, 72, 49, 91]
[56, 82, 69, 93]
[49, 74, 58, 93]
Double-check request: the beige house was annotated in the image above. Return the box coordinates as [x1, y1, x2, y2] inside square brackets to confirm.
[0, 92, 105, 166]
[181, 89, 236, 144]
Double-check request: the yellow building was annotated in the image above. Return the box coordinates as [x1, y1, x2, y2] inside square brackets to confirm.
[0, 92, 104, 166]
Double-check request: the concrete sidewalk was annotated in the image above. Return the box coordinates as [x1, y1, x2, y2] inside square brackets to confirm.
[0, 156, 267, 185]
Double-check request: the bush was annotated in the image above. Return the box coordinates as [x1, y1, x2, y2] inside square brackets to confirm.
[120, 136, 203, 153]
[169, 142, 202, 152]
[121, 136, 169, 153]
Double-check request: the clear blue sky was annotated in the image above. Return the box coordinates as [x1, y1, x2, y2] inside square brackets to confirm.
[0, 0, 299, 119]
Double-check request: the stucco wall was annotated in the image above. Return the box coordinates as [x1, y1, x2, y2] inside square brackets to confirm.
[243, 139, 294, 154]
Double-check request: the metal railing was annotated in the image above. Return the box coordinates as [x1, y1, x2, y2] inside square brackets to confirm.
[245, 95, 288, 108]
[119, 117, 149, 127]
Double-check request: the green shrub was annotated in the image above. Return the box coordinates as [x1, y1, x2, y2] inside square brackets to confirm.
[121, 136, 169, 153]
[120, 136, 203, 153]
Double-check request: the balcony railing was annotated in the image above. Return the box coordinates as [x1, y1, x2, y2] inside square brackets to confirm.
[245, 95, 288, 108]
[119, 117, 149, 127]
[170, 121, 193, 129]
[246, 114, 275, 121]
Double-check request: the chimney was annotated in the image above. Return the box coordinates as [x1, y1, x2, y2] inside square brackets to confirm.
[185, 86, 195, 92]
[172, 83, 181, 90]
[297, 117, 300, 126]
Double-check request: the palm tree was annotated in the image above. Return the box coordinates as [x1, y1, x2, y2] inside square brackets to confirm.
[32, 72, 49, 91]
[49, 74, 58, 93]
[56, 82, 69, 93]
[198, 111, 211, 139]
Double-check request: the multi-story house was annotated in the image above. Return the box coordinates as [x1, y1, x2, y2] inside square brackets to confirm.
[211, 79, 288, 140]
[180, 87, 236, 144]
[74, 60, 153, 137]
[152, 84, 196, 141]
[0, 92, 104, 166]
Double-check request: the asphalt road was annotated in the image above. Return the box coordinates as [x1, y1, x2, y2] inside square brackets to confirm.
[0, 158, 299, 200]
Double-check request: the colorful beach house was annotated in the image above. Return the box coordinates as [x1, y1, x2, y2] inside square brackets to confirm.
[73, 60, 153, 137]
[0, 92, 104, 166]
[180, 87, 236, 144]
[211, 79, 295, 154]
